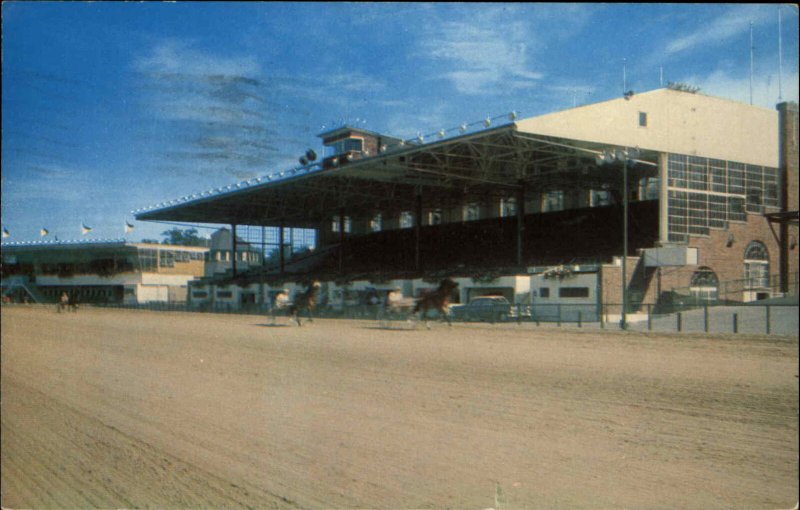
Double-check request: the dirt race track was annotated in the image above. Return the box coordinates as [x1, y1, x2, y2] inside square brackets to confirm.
[1, 306, 798, 510]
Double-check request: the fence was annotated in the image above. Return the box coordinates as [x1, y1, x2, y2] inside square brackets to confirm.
[76, 299, 798, 337]
[664, 272, 798, 312]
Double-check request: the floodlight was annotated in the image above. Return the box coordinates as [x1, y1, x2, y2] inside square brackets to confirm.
[417, 133, 424, 143]
[509, 111, 518, 121]
[299, 156, 308, 165]
[306, 149, 317, 161]
[438, 129, 445, 139]
[459, 123, 467, 133]
[483, 117, 491, 128]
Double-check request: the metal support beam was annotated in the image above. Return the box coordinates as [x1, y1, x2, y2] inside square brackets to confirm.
[338, 208, 345, 274]
[516, 180, 526, 266]
[279, 220, 285, 274]
[231, 224, 237, 278]
[415, 190, 423, 272]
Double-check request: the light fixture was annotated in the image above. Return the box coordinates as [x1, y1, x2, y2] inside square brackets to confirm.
[726, 233, 735, 247]
[459, 123, 468, 133]
[306, 149, 317, 162]
[509, 111, 518, 121]
[483, 117, 491, 128]
[438, 129, 445, 139]
[417, 133, 424, 143]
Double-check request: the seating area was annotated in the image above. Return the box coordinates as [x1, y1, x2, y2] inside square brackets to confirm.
[204, 201, 659, 287]
[325, 200, 660, 276]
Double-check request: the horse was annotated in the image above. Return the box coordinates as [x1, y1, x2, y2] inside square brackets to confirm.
[57, 292, 70, 313]
[377, 288, 416, 328]
[412, 278, 459, 329]
[288, 281, 321, 326]
[270, 289, 291, 325]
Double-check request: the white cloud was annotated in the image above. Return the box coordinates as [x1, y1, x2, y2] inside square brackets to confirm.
[412, 4, 594, 96]
[134, 39, 261, 78]
[415, 14, 543, 95]
[665, 5, 774, 57]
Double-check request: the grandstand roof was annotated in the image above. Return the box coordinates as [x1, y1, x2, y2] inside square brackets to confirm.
[1, 239, 208, 252]
[135, 121, 660, 229]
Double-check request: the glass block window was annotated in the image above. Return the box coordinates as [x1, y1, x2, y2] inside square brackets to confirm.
[666, 153, 778, 242]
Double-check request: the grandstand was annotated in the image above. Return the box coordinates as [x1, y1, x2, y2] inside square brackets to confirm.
[1, 240, 208, 304]
[134, 88, 799, 320]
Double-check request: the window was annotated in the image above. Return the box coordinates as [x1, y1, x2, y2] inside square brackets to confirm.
[192, 291, 208, 299]
[500, 198, 517, 217]
[463, 203, 480, 221]
[690, 267, 719, 302]
[327, 138, 363, 156]
[591, 190, 611, 207]
[539, 287, 550, 298]
[543, 191, 564, 212]
[331, 215, 352, 233]
[370, 213, 382, 232]
[638, 112, 647, 127]
[744, 241, 769, 288]
[138, 249, 158, 272]
[428, 209, 442, 225]
[400, 211, 414, 229]
[559, 287, 589, 298]
[216, 291, 233, 298]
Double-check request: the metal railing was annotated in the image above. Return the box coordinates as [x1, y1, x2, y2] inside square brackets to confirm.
[75, 299, 798, 337]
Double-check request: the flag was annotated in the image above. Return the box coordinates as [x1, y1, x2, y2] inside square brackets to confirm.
[2, 228, 9, 238]
[124, 221, 135, 234]
[40, 228, 49, 237]
[81, 223, 92, 235]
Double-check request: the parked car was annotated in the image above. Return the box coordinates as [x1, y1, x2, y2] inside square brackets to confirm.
[450, 296, 513, 322]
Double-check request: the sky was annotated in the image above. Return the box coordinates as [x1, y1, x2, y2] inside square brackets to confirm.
[2, 2, 798, 244]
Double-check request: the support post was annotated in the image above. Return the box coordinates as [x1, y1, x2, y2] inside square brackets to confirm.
[620, 160, 629, 330]
[516, 180, 526, 266]
[231, 224, 237, 278]
[338, 209, 345, 274]
[279, 220, 285, 274]
[414, 191, 422, 272]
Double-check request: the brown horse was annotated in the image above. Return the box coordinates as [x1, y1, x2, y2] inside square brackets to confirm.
[413, 278, 459, 328]
[289, 281, 321, 326]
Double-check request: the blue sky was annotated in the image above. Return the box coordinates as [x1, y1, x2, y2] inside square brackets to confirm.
[2, 3, 798, 243]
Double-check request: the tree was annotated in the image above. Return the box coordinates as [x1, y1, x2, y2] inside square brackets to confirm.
[160, 228, 207, 246]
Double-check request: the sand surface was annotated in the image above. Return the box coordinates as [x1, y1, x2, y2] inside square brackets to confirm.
[2, 306, 798, 509]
